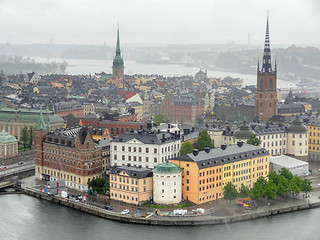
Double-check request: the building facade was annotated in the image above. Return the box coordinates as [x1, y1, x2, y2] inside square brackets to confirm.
[255, 17, 278, 121]
[153, 162, 182, 205]
[110, 130, 181, 169]
[110, 166, 153, 205]
[0, 107, 64, 140]
[170, 143, 270, 205]
[0, 129, 18, 159]
[55, 100, 84, 118]
[35, 112, 103, 192]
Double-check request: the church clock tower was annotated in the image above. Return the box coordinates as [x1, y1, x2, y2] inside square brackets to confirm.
[255, 16, 278, 122]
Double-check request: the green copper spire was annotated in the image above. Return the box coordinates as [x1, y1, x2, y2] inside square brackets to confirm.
[36, 107, 48, 130]
[113, 24, 124, 68]
[116, 24, 121, 56]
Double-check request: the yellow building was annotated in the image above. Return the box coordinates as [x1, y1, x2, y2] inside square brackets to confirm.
[170, 143, 269, 204]
[307, 122, 320, 160]
[82, 103, 95, 116]
[110, 166, 153, 205]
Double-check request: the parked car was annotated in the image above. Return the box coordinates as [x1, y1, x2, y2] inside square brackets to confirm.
[121, 209, 130, 215]
[0, 166, 7, 170]
[18, 161, 24, 165]
[104, 205, 113, 210]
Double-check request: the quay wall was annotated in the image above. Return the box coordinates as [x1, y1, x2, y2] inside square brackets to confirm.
[20, 187, 320, 226]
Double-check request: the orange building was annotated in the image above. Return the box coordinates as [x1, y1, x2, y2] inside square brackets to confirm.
[110, 166, 153, 205]
[170, 143, 269, 204]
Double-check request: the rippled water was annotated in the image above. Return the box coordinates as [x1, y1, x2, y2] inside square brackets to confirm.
[1, 194, 320, 240]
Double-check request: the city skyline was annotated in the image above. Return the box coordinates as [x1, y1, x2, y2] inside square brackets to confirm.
[0, 0, 319, 45]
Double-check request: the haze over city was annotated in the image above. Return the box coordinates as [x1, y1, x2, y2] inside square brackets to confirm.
[0, 0, 319, 45]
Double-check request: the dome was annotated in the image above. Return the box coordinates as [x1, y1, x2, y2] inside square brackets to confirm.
[287, 116, 307, 134]
[153, 162, 182, 174]
[0, 129, 17, 143]
[233, 121, 255, 139]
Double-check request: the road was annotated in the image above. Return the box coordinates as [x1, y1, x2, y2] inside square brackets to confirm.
[0, 160, 35, 178]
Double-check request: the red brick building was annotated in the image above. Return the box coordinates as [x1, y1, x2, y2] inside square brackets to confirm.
[255, 17, 278, 122]
[35, 110, 103, 192]
[160, 95, 204, 125]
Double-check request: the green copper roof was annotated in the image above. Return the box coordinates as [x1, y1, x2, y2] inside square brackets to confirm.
[234, 120, 255, 139]
[36, 108, 48, 130]
[153, 162, 182, 174]
[0, 129, 17, 143]
[0, 107, 64, 124]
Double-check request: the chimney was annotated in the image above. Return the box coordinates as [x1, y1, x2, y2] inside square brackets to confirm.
[147, 123, 152, 129]
[192, 127, 195, 132]
[237, 141, 244, 147]
[168, 123, 171, 128]
[183, 129, 188, 135]
[192, 149, 199, 156]
[158, 129, 161, 134]
[204, 147, 210, 153]
[140, 124, 143, 129]
[221, 144, 227, 150]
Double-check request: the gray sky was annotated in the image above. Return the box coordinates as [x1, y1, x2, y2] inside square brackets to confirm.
[0, 0, 319, 46]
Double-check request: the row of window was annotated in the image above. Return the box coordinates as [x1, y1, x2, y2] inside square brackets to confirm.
[111, 192, 139, 202]
[199, 176, 221, 185]
[114, 144, 180, 153]
[199, 168, 222, 177]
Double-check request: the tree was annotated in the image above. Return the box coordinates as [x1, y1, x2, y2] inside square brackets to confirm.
[28, 126, 34, 149]
[300, 179, 312, 196]
[180, 141, 194, 155]
[20, 126, 29, 151]
[87, 177, 109, 195]
[279, 168, 294, 181]
[250, 176, 267, 200]
[289, 176, 302, 198]
[246, 134, 261, 146]
[264, 180, 276, 203]
[239, 183, 250, 198]
[268, 170, 280, 185]
[196, 130, 214, 151]
[276, 175, 289, 197]
[153, 115, 169, 126]
[223, 182, 238, 206]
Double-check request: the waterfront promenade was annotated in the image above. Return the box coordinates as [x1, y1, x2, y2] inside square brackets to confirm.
[20, 184, 320, 226]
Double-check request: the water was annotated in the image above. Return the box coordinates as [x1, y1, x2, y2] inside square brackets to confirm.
[31, 57, 293, 88]
[1, 194, 319, 240]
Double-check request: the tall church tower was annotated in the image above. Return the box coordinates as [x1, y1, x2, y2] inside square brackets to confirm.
[255, 16, 278, 122]
[112, 25, 124, 79]
[34, 108, 49, 180]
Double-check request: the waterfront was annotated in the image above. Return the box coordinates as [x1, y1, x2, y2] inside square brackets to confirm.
[1, 194, 320, 240]
[31, 57, 294, 88]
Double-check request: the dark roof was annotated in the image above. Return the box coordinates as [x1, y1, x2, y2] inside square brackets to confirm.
[233, 121, 255, 139]
[110, 166, 153, 179]
[174, 143, 269, 170]
[112, 131, 180, 145]
[287, 116, 308, 134]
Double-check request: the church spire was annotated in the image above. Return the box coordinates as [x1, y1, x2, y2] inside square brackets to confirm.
[36, 107, 48, 130]
[116, 23, 121, 56]
[261, 14, 273, 73]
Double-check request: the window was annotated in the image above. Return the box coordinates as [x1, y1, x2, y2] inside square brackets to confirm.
[114, 146, 117, 151]
[187, 171, 189, 175]
[154, 148, 157, 154]
[146, 148, 149, 153]
[122, 146, 125, 151]
[154, 158, 157, 163]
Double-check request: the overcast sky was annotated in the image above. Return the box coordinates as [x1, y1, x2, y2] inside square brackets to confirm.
[0, 0, 319, 46]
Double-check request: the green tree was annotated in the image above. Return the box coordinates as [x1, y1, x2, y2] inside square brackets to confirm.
[180, 141, 194, 155]
[196, 130, 214, 151]
[87, 177, 109, 195]
[250, 176, 267, 200]
[289, 176, 302, 198]
[239, 183, 250, 198]
[268, 170, 280, 185]
[264, 180, 276, 203]
[246, 134, 261, 146]
[300, 179, 312, 196]
[153, 115, 169, 126]
[223, 182, 239, 206]
[20, 126, 29, 151]
[276, 175, 289, 197]
[279, 168, 293, 181]
[28, 126, 34, 149]
[0, 75, 3, 86]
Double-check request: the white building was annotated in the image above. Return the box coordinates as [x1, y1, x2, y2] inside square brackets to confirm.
[153, 162, 182, 205]
[208, 117, 308, 160]
[110, 130, 181, 169]
[270, 155, 309, 177]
